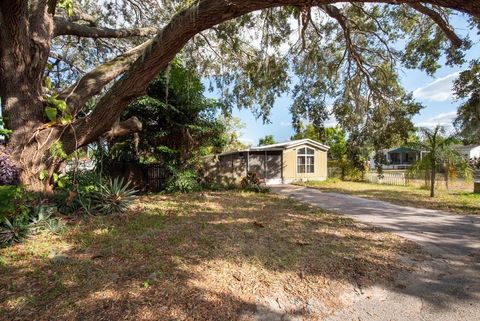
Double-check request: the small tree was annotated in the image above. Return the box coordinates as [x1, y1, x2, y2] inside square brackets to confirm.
[410, 126, 469, 197]
[258, 135, 276, 146]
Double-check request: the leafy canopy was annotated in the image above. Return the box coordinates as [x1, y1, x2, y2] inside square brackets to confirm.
[258, 135, 276, 146]
[107, 59, 227, 169]
[454, 60, 480, 144]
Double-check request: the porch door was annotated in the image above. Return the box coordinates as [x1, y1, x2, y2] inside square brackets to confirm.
[266, 152, 282, 184]
[248, 153, 265, 179]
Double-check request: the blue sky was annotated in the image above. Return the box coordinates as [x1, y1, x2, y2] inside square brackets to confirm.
[207, 14, 480, 147]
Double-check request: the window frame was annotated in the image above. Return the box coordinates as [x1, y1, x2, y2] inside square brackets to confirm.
[297, 147, 315, 174]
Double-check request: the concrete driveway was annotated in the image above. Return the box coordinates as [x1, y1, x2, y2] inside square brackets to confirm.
[271, 184, 480, 321]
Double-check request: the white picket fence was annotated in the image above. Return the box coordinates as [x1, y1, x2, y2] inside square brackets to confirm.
[364, 172, 407, 186]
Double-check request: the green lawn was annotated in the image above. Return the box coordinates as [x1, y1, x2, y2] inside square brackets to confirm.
[0, 191, 416, 320]
[297, 179, 480, 215]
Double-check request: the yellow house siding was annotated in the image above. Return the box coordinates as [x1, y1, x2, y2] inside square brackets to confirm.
[317, 149, 328, 178]
[282, 144, 328, 182]
[282, 149, 296, 180]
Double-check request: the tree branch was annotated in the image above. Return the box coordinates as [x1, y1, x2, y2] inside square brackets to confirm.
[70, 8, 96, 26]
[321, 4, 375, 86]
[53, 17, 158, 38]
[103, 116, 142, 139]
[407, 2, 463, 47]
[58, 39, 153, 115]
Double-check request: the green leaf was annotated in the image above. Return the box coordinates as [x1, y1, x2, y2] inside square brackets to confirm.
[56, 100, 67, 112]
[45, 107, 58, 121]
[58, 0, 74, 16]
[52, 173, 59, 182]
[57, 179, 65, 188]
[59, 113, 73, 125]
[39, 170, 48, 181]
[43, 76, 52, 90]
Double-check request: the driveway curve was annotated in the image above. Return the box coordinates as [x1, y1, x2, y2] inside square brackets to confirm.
[272, 184, 480, 321]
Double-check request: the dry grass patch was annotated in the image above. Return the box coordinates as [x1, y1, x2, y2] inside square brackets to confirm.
[0, 191, 417, 320]
[298, 180, 480, 215]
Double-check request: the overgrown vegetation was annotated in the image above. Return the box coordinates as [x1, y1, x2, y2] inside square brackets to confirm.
[0, 196, 65, 247]
[0, 169, 137, 247]
[103, 60, 232, 193]
[240, 172, 270, 193]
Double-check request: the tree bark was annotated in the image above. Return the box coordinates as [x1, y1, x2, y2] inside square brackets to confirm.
[104, 117, 143, 140]
[53, 17, 158, 38]
[0, 0, 56, 193]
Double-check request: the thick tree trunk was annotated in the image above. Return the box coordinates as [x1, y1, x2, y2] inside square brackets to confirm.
[0, 0, 59, 194]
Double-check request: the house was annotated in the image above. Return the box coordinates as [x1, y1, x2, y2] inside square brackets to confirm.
[368, 146, 426, 170]
[205, 138, 329, 185]
[453, 145, 480, 160]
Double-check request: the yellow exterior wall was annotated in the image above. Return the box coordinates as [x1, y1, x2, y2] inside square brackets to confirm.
[283, 149, 296, 180]
[282, 144, 328, 182]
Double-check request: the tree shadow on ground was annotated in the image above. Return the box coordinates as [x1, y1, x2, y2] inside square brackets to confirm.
[0, 191, 477, 320]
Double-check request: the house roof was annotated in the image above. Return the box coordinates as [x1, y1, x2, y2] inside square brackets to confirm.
[453, 144, 480, 152]
[388, 147, 421, 154]
[219, 138, 330, 156]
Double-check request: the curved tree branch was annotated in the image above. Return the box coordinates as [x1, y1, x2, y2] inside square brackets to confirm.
[58, 39, 153, 115]
[103, 116, 143, 139]
[407, 2, 463, 47]
[53, 17, 158, 38]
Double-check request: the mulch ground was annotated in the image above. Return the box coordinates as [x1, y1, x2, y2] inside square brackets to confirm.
[0, 191, 418, 320]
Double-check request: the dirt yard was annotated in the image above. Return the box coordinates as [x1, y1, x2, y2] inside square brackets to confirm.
[0, 191, 418, 320]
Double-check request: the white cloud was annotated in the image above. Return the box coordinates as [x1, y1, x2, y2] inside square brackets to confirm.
[415, 111, 457, 128]
[324, 118, 338, 128]
[239, 137, 254, 146]
[413, 72, 460, 102]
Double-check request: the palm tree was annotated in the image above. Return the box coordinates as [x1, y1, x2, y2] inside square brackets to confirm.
[410, 126, 470, 197]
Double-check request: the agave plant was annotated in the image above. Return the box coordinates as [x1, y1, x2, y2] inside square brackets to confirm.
[93, 177, 137, 215]
[0, 217, 28, 245]
[29, 205, 65, 235]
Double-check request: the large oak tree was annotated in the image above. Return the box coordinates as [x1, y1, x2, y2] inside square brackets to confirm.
[0, 0, 478, 192]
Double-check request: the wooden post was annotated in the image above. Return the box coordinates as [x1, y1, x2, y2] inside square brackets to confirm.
[474, 171, 480, 194]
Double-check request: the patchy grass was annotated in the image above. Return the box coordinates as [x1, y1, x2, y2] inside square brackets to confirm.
[0, 192, 417, 320]
[298, 179, 480, 215]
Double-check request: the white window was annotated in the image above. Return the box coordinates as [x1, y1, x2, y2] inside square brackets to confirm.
[297, 147, 315, 173]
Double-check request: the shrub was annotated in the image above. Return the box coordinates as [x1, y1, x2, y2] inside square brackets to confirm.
[205, 181, 238, 191]
[165, 170, 201, 193]
[93, 177, 137, 214]
[0, 186, 26, 222]
[29, 204, 65, 235]
[0, 211, 30, 246]
[241, 172, 270, 193]
[0, 146, 19, 186]
[54, 170, 101, 215]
